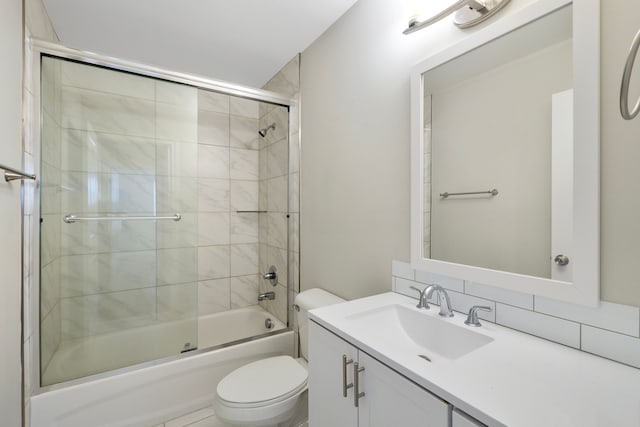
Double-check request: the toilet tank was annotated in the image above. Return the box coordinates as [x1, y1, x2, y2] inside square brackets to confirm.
[294, 288, 345, 361]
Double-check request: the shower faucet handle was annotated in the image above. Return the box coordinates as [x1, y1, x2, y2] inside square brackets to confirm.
[263, 265, 278, 286]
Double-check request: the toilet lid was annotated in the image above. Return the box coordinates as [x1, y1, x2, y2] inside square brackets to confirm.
[217, 356, 308, 406]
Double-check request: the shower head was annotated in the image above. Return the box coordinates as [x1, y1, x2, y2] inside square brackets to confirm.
[258, 123, 276, 138]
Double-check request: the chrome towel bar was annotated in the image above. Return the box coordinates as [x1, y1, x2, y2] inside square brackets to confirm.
[0, 163, 37, 182]
[621, 28, 640, 120]
[440, 189, 499, 198]
[64, 213, 182, 223]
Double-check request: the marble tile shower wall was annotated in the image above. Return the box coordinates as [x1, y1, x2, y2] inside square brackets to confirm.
[39, 57, 63, 374]
[392, 260, 640, 369]
[38, 60, 268, 354]
[259, 55, 301, 335]
[48, 61, 202, 343]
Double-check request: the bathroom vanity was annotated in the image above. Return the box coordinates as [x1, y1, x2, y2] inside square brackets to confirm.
[308, 293, 640, 427]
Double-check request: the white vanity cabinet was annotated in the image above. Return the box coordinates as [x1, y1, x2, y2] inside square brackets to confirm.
[452, 409, 487, 427]
[309, 320, 451, 427]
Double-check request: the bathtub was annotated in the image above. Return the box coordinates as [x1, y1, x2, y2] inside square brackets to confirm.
[32, 305, 292, 427]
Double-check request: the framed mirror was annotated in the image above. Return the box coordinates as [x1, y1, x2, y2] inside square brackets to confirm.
[410, 0, 599, 306]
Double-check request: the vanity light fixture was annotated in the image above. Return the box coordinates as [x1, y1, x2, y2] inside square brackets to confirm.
[403, 0, 511, 34]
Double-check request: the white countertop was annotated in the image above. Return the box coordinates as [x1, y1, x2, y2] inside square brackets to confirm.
[309, 292, 640, 427]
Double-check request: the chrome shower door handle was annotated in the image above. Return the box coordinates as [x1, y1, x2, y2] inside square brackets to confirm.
[353, 362, 365, 407]
[342, 355, 353, 397]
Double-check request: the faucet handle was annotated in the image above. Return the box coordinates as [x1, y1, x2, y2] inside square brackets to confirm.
[464, 305, 492, 327]
[409, 286, 430, 309]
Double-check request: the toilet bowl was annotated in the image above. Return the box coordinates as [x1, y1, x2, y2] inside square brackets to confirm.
[213, 288, 345, 427]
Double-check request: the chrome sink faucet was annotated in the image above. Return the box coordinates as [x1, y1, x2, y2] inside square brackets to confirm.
[410, 286, 430, 309]
[425, 285, 454, 317]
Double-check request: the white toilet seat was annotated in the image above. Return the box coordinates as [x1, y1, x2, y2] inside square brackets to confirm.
[214, 355, 308, 426]
[217, 355, 308, 406]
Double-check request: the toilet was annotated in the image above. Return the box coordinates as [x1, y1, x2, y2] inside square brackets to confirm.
[213, 288, 345, 427]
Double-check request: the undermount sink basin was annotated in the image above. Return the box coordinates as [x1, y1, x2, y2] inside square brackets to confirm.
[344, 304, 494, 360]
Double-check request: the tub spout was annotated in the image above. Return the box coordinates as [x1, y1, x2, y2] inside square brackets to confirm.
[258, 292, 275, 301]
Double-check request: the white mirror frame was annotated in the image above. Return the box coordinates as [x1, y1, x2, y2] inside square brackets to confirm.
[410, 0, 599, 306]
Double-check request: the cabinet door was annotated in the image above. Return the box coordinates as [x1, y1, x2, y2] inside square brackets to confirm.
[358, 352, 451, 427]
[453, 408, 487, 427]
[308, 321, 358, 427]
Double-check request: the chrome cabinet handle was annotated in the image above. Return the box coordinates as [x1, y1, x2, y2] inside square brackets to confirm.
[342, 355, 353, 397]
[353, 362, 365, 407]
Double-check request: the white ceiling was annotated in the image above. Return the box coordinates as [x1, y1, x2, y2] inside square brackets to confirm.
[42, 0, 358, 88]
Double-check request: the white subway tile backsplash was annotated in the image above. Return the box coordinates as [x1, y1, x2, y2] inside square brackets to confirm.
[391, 260, 414, 280]
[392, 261, 640, 368]
[496, 303, 580, 348]
[581, 326, 640, 369]
[466, 281, 533, 310]
[415, 270, 464, 293]
[535, 297, 640, 337]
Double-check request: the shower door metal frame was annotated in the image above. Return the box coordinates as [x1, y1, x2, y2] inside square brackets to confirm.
[29, 39, 297, 394]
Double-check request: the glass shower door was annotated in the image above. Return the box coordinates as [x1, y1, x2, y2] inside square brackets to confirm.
[40, 56, 199, 386]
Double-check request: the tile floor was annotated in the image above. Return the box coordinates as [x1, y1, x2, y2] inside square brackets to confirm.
[155, 405, 309, 427]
